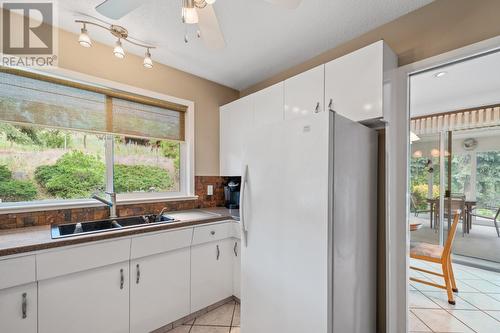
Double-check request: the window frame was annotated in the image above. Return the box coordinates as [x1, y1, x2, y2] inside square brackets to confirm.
[0, 66, 196, 214]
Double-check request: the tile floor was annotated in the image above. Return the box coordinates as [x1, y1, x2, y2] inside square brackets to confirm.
[410, 258, 500, 332]
[170, 301, 240, 333]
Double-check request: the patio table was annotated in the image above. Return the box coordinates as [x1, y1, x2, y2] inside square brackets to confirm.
[427, 198, 476, 235]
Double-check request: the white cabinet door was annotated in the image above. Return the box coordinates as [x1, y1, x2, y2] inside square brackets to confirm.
[254, 82, 284, 129]
[325, 40, 396, 121]
[38, 262, 129, 333]
[220, 96, 254, 176]
[130, 248, 191, 333]
[284, 65, 324, 120]
[0, 283, 37, 333]
[232, 239, 241, 299]
[191, 239, 234, 312]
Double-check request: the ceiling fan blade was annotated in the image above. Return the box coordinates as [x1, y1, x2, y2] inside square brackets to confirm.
[196, 5, 226, 50]
[95, 0, 144, 20]
[264, 0, 302, 9]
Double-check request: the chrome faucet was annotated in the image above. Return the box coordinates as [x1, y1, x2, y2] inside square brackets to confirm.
[156, 207, 168, 222]
[92, 192, 117, 219]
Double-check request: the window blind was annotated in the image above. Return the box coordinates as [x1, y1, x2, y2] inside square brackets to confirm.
[411, 106, 500, 135]
[0, 68, 186, 141]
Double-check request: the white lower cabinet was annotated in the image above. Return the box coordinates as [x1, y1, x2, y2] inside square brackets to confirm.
[0, 282, 37, 333]
[130, 248, 191, 333]
[191, 238, 234, 312]
[232, 239, 241, 299]
[38, 262, 129, 333]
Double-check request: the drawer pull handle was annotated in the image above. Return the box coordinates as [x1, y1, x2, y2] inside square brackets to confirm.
[136, 264, 141, 284]
[314, 102, 320, 113]
[210, 230, 216, 235]
[216, 244, 220, 260]
[234, 242, 238, 257]
[120, 268, 124, 289]
[22, 292, 27, 319]
[328, 99, 333, 111]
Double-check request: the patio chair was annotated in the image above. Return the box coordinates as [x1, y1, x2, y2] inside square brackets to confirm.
[410, 193, 430, 217]
[410, 211, 460, 305]
[470, 206, 500, 237]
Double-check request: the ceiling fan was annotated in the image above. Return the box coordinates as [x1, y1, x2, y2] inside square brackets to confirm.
[95, 0, 302, 50]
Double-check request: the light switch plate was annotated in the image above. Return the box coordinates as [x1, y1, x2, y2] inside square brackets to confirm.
[207, 185, 214, 196]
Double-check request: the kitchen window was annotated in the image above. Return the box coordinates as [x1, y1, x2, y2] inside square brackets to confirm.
[0, 67, 193, 210]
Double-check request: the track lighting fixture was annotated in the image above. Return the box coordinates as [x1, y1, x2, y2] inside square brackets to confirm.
[75, 20, 156, 69]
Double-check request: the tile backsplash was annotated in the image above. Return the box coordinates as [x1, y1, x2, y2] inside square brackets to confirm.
[0, 176, 230, 230]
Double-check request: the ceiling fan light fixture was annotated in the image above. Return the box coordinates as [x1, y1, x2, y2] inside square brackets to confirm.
[143, 49, 153, 69]
[113, 39, 125, 59]
[78, 25, 92, 48]
[205, 0, 216, 4]
[182, 6, 199, 24]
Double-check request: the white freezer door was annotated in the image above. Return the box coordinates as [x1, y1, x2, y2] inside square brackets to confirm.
[240, 111, 331, 333]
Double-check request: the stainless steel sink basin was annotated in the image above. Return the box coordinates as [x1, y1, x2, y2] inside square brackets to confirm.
[51, 214, 178, 239]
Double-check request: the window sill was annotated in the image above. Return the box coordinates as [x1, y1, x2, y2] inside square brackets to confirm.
[0, 195, 199, 215]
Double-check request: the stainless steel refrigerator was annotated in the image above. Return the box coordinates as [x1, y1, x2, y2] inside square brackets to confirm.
[239, 111, 378, 333]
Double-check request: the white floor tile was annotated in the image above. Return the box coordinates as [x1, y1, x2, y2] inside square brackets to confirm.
[422, 291, 476, 310]
[409, 290, 441, 309]
[461, 280, 500, 293]
[455, 280, 481, 292]
[411, 308, 474, 332]
[485, 311, 500, 322]
[409, 310, 432, 332]
[448, 309, 500, 333]
[458, 293, 500, 311]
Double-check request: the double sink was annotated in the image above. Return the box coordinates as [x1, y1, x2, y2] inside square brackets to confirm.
[51, 214, 178, 239]
[50, 210, 227, 239]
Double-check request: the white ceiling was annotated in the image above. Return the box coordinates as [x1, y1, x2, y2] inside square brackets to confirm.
[57, 0, 432, 90]
[410, 50, 500, 117]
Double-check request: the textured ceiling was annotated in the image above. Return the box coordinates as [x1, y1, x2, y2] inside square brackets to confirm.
[57, 0, 433, 90]
[410, 50, 500, 117]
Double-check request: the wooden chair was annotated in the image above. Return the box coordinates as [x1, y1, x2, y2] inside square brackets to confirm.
[410, 211, 460, 304]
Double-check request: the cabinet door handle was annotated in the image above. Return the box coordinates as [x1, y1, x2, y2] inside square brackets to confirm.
[136, 264, 140, 284]
[22, 292, 27, 319]
[328, 99, 333, 111]
[216, 244, 220, 261]
[234, 242, 238, 257]
[120, 268, 124, 289]
[314, 102, 320, 113]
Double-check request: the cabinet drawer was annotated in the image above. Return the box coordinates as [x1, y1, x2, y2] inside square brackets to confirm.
[192, 222, 234, 246]
[130, 228, 193, 259]
[0, 255, 36, 290]
[37, 239, 131, 280]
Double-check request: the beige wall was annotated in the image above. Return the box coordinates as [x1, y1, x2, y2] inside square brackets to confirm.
[56, 29, 239, 176]
[241, 0, 500, 97]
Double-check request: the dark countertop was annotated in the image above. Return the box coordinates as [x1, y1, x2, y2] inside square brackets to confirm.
[0, 207, 239, 258]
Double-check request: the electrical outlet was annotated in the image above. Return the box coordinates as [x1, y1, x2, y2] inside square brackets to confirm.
[207, 185, 214, 196]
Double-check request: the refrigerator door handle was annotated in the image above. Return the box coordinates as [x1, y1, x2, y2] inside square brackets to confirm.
[240, 164, 248, 247]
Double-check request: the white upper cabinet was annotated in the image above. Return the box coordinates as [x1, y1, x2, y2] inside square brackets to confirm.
[220, 95, 254, 176]
[325, 40, 396, 121]
[284, 65, 325, 120]
[254, 82, 284, 129]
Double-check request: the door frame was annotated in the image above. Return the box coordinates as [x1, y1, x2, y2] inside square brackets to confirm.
[385, 35, 500, 333]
